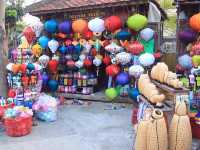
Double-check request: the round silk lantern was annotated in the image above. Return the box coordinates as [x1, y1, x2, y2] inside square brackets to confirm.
[58, 20, 72, 34]
[178, 54, 192, 69]
[38, 36, 49, 49]
[20, 64, 27, 74]
[44, 19, 58, 33]
[48, 80, 58, 92]
[103, 56, 111, 66]
[88, 18, 105, 33]
[32, 20, 43, 37]
[32, 43, 42, 57]
[126, 41, 144, 55]
[21, 76, 29, 87]
[105, 88, 118, 100]
[39, 55, 50, 68]
[140, 28, 154, 42]
[75, 60, 84, 69]
[128, 88, 139, 101]
[105, 42, 123, 54]
[93, 57, 102, 67]
[127, 14, 147, 31]
[129, 65, 144, 78]
[116, 72, 130, 86]
[83, 30, 93, 40]
[42, 72, 49, 86]
[59, 45, 67, 54]
[27, 63, 35, 71]
[115, 52, 132, 65]
[72, 19, 88, 33]
[48, 39, 59, 53]
[12, 64, 20, 74]
[23, 26, 36, 44]
[106, 64, 120, 77]
[6, 63, 14, 72]
[8, 89, 16, 98]
[192, 55, 200, 67]
[139, 53, 155, 67]
[115, 30, 131, 41]
[84, 59, 92, 68]
[179, 29, 197, 43]
[189, 13, 200, 32]
[48, 60, 58, 73]
[105, 16, 122, 32]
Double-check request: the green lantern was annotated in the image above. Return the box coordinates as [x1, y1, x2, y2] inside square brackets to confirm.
[105, 88, 118, 100]
[127, 14, 148, 31]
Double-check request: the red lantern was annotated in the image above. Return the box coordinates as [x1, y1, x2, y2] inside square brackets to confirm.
[8, 89, 16, 98]
[106, 64, 120, 77]
[20, 64, 27, 74]
[91, 48, 97, 56]
[66, 60, 75, 68]
[22, 76, 29, 87]
[84, 59, 92, 68]
[48, 60, 58, 73]
[105, 16, 122, 32]
[153, 52, 162, 59]
[23, 26, 36, 44]
[126, 41, 144, 55]
[103, 56, 111, 66]
[83, 30, 93, 40]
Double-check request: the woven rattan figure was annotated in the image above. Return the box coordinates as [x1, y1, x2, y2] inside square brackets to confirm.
[146, 109, 168, 150]
[169, 100, 192, 150]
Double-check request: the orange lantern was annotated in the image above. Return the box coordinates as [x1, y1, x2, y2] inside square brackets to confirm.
[32, 43, 42, 57]
[72, 19, 88, 34]
[12, 64, 21, 74]
[189, 13, 200, 32]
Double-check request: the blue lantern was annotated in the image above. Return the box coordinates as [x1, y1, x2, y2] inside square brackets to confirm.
[116, 30, 131, 41]
[128, 88, 139, 101]
[48, 80, 58, 92]
[44, 19, 58, 34]
[38, 36, 49, 49]
[27, 63, 35, 71]
[116, 72, 130, 86]
[58, 20, 72, 34]
[59, 45, 67, 54]
[42, 72, 49, 86]
[67, 45, 74, 52]
[75, 44, 82, 54]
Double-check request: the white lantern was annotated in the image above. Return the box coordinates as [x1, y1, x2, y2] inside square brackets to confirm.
[93, 57, 102, 67]
[75, 60, 84, 68]
[115, 52, 131, 65]
[32, 21, 43, 37]
[48, 39, 59, 53]
[140, 28, 154, 42]
[88, 18, 105, 33]
[6, 63, 14, 71]
[38, 55, 50, 68]
[129, 65, 144, 78]
[105, 42, 123, 54]
[139, 53, 155, 67]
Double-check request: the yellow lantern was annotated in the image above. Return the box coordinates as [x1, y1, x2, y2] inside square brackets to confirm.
[32, 43, 42, 57]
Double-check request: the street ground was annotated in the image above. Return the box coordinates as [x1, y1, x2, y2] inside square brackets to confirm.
[0, 102, 199, 150]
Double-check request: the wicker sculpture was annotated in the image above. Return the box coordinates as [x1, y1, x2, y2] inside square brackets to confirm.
[138, 74, 165, 106]
[146, 109, 168, 150]
[151, 62, 183, 89]
[169, 100, 192, 150]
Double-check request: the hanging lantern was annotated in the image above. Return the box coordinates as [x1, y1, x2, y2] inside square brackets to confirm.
[72, 19, 88, 34]
[23, 26, 36, 44]
[48, 80, 58, 92]
[105, 42, 123, 54]
[75, 60, 84, 69]
[105, 88, 118, 100]
[32, 20, 43, 37]
[84, 59, 92, 68]
[22, 76, 29, 87]
[12, 64, 21, 74]
[93, 57, 102, 67]
[126, 41, 144, 55]
[32, 43, 42, 57]
[128, 88, 139, 101]
[27, 63, 35, 71]
[116, 72, 130, 86]
[8, 89, 16, 98]
[129, 65, 144, 78]
[115, 52, 132, 65]
[88, 18, 105, 36]
[178, 54, 192, 69]
[140, 28, 154, 42]
[44, 19, 58, 34]
[115, 30, 131, 41]
[139, 53, 155, 67]
[48, 39, 59, 53]
[59, 45, 68, 54]
[74, 43, 83, 54]
[42, 72, 49, 86]
[38, 36, 49, 49]
[106, 64, 120, 77]
[127, 14, 148, 31]
[66, 60, 75, 68]
[6, 63, 14, 72]
[104, 16, 122, 32]
[58, 20, 72, 34]
[38, 55, 50, 68]
[103, 56, 111, 66]
[189, 13, 200, 32]
[48, 60, 58, 73]
[83, 30, 93, 40]
[178, 29, 197, 43]
[20, 64, 27, 74]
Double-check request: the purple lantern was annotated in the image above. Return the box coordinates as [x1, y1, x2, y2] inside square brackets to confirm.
[116, 72, 130, 86]
[179, 29, 197, 44]
[42, 72, 49, 86]
[58, 20, 72, 34]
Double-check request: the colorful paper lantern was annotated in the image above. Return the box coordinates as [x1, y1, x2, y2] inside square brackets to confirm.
[88, 18, 105, 35]
[93, 57, 102, 67]
[127, 14, 147, 31]
[66, 60, 75, 68]
[72, 19, 88, 33]
[74, 44, 82, 53]
[103, 56, 111, 66]
[115, 52, 132, 65]
[48, 39, 59, 53]
[32, 20, 43, 37]
[140, 28, 154, 42]
[75, 60, 84, 69]
[38, 36, 49, 49]
[105, 42, 123, 54]
[58, 20, 72, 34]
[39, 55, 50, 68]
[48, 60, 58, 73]
[8, 89, 16, 98]
[12, 64, 21, 74]
[23, 26, 36, 44]
[32, 43, 42, 57]
[192, 55, 200, 67]
[139, 53, 155, 67]
[59, 45, 67, 54]
[116, 72, 130, 86]
[42, 72, 49, 86]
[106, 64, 120, 77]
[189, 13, 200, 32]
[27, 63, 35, 71]
[129, 65, 144, 78]
[115, 30, 131, 41]
[178, 54, 192, 69]
[44, 19, 58, 33]
[84, 59, 92, 68]
[105, 88, 118, 100]
[178, 29, 197, 43]
[128, 88, 139, 101]
[126, 41, 144, 55]
[22, 76, 29, 87]
[105, 16, 122, 32]
[48, 80, 58, 92]
[6, 63, 14, 72]
[83, 30, 93, 40]
[20, 64, 27, 74]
